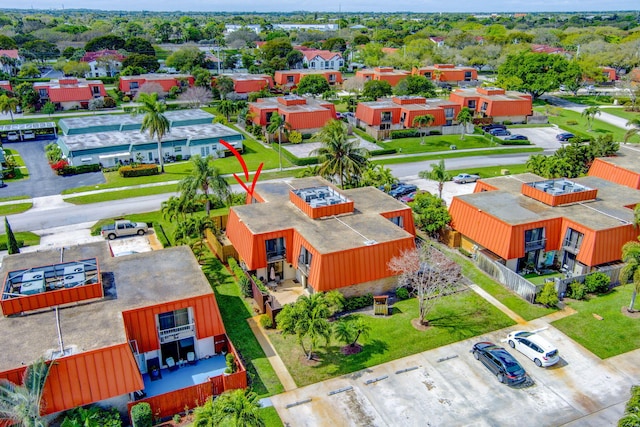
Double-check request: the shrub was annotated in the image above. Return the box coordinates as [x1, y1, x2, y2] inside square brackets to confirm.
[536, 282, 559, 308]
[122, 96, 131, 102]
[503, 120, 512, 125]
[152, 222, 171, 247]
[225, 352, 237, 374]
[458, 248, 472, 258]
[566, 120, 579, 125]
[584, 272, 610, 294]
[344, 293, 374, 311]
[130, 402, 152, 427]
[238, 275, 252, 297]
[62, 406, 122, 427]
[396, 287, 409, 300]
[301, 133, 313, 140]
[57, 163, 101, 176]
[118, 164, 159, 177]
[288, 130, 303, 144]
[567, 281, 586, 300]
[498, 139, 531, 146]
[390, 129, 420, 139]
[252, 275, 269, 294]
[103, 97, 116, 108]
[619, 385, 640, 427]
[260, 314, 273, 329]
[50, 159, 69, 174]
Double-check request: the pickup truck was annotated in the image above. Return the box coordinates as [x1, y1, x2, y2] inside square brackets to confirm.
[452, 173, 480, 184]
[101, 220, 148, 240]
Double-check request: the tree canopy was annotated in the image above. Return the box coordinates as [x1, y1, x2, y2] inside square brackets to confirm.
[296, 74, 330, 96]
[394, 75, 436, 97]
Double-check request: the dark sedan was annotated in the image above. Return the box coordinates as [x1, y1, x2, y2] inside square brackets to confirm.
[556, 132, 575, 142]
[504, 134, 528, 141]
[471, 342, 527, 385]
[389, 184, 418, 198]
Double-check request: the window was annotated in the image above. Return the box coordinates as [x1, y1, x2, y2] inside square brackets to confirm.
[400, 112, 406, 123]
[158, 308, 190, 331]
[381, 111, 392, 122]
[287, 76, 294, 83]
[310, 62, 315, 68]
[92, 86, 101, 95]
[329, 74, 336, 82]
[38, 89, 48, 98]
[380, 123, 391, 130]
[444, 108, 454, 119]
[389, 216, 404, 228]
[424, 72, 432, 79]
[130, 82, 139, 90]
[563, 228, 584, 253]
[339, 60, 343, 66]
[524, 228, 545, 251]
[464, 71, 472, 81]
[298, 245, 313, 274]
[481, 102, 488, 111]
[148, 152, 153, 161]
[467, 100, 476, 109]
[445, 120, 452, 126]
[325, 61, 330, 68]
[174, 146, 182, 153]
[201, 146, 210, 156]
[265, 237, 286, 261]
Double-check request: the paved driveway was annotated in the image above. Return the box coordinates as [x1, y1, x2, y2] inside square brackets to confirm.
[2, 139, 105, 198]
[500, 127, 565, 151]
[271, 320, 634, 427]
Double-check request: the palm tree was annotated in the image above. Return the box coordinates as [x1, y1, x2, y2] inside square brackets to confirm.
[276, 293, 332, 360]
[0, 359, 51, 427]
[267, 112, 285, 171]
[0, 94, 19, 122]
[413, 114, 435, 145]
[194, 389, 264, 427]
[456, 107, 473, 140]
[334, 317, 371, 348]
[419, 159, 450, 199]
[217, 99, 236, 122]
[581, 106, 601, 131]
[137, 92, 170, 173]
[312, 120, 369, 189]
[624, 118, 640, 143]
[161, 193, 197, 223]
[179, 155, 230, 217]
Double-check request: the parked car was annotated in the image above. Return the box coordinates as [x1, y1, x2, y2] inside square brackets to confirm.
[378, 182, 403, 193]
[506, 330, 560, 367]
[101, 220, 148, 240]
[471, 342, 527, 385]
[556, 132, 575, 142]
[6, 131, 19, 142]
[504, 134, 528, 141]
[452, 173, 480, 184]
[389, 184, 418, 198]
[22, 130, 35, 140]
[481, 123, 507, 132]
[399, 191, 418, 203]
[489, 128, 511, 136]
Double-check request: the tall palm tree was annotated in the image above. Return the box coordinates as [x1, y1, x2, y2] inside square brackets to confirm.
[621, 238, 640, 312]
[267, 112, 285, 171]
[179, 155, 230, 217]
[0, 359, 51, 427]
[413, 114, 435, 145]
[0, 94, 19, 122]
[581, 106, 601, 131]
[419, 159, 450, 199]
[624, 118, 640, 143]
[456, 107, 473, 140]
[137, 92, 170, 173]
[312, 119, 369, 189]
[217, 99, 236, 122]
[296, 293, 332, 360]
[194, 389, 264, 427]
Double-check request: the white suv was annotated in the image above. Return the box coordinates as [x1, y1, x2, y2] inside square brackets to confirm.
[506, 330, 560, 367]
[23, 130, 35, 140]
[6, 131, 19, 141]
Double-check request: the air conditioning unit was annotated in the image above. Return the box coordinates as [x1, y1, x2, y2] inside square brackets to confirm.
[63, 264, 85, 275]
[20, 271, 46, 295]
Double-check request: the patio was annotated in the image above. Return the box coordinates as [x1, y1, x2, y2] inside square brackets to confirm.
[269, 279, 307, 306]
[142, 354, 227, 398]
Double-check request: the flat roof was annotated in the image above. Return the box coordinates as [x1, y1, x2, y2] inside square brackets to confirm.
[251, 97, 333, 113]
[452, 88, 528, 100]
[457, 173, 640, 230]
[0, 122, 56, 131]
[59, 123, 241, 151]
[597, 145, 640, 175]
[59, 110, 214, 131]
[0, 244, 212, 371]
[359, 98, 457, 110]
[231, 177, 413, 253]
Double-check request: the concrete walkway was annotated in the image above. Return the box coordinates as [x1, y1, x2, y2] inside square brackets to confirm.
[247, 316, 298, 392]
[542, 94, 632, 131]
[469, 284, 526, 324]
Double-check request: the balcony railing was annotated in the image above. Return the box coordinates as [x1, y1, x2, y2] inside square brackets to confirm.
[158, 323, 195, 344]
[562, 239, 581, 253]
[266, 250, 285, 261]
[525, 238, 546, 252]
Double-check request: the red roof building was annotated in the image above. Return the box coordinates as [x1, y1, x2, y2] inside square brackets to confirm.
[249, 95, 337, 135]
[214, 73, 273, 94]
[355, 67, 410, 87]
[0, 50, 22, 76]
[0, 244, 246, 422]
[449, 172, 640, 278]
[273, 70, 343, 88]
[448, 87, 532, 123]
[600, 67, 617, 82]
[295, 47, 344, 70]
[81, 50, 125, 78]
[33, 78, 107, 111]
[0, 81, 11, 92]
[355, 95, 462, 140]
[412, 64, 478, 84]
[118, 74, 194, 96]
[531, 44, 570, 56]
[226, 177, 416, 297]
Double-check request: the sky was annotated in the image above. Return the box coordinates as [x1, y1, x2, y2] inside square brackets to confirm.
[18, 0, 640, 13]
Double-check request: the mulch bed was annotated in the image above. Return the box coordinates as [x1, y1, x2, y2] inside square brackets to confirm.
[340, 344, 363, 355]
[411, 318, 431, 331]
[621, 306, 640, 319]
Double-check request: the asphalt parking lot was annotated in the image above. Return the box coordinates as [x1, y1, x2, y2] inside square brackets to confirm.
[498, 127, 565, 151]
[271, 320, 636, 427]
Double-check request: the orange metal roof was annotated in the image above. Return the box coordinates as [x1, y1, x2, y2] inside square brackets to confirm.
[248, 96, 336, 130]
[588, 149, 640, 189]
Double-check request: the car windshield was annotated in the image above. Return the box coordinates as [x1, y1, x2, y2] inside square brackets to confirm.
[495, 350, 524, 374]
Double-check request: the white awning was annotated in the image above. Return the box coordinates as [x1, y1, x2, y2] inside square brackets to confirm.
[98, 152, 131, 159]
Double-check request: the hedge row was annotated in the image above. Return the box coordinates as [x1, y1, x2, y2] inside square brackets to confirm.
[119, 164, 159, 177]
[344, 293, 374, 311]
[277, 143, 319, 166]
[619, 385, 640, 427]
[370, 148, 397, 156]
[496, 140, 532, 146]
[58, 163, 101, 176]
[391, 129, 420, 139]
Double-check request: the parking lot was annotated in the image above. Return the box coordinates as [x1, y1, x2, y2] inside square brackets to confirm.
[497, 126, 565, 151]
[271, 319, 637, 427]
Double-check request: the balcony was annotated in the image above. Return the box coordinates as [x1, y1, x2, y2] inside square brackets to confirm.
[562, 239, 581, 254]
[158, 323, 195, 344]
[266, 250, 285, 261]
[525, 238, 546, 252]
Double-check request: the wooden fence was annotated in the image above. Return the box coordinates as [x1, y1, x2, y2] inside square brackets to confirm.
[205, 228, 237, 262]
[476, 250, 539, 303]
[248, 274, 269, 314]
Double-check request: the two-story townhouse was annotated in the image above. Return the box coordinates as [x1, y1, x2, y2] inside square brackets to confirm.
[355, 67, 411, 87]
[33, 78, 107, 111]
[249, 95, 337, 137]
[412, 64, 478, 85]
[273, 70, 343, 89]
[118, 74, 194, 97]
[448, 87, 532, 124]
[81, 50, 125, 78]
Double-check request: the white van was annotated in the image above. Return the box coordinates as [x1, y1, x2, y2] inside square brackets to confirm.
[6, 131, 19, 141]
[23, 130, 35, 140]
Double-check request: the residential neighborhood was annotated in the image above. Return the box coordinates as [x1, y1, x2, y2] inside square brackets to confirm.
[0, 5, 640, 427]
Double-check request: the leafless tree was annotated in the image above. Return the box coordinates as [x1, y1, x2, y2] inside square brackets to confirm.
[343, 76, 366, 94]
[388, 246, 462, 326]
[134, 82, 167, 100]
[179, 86, 214, 108]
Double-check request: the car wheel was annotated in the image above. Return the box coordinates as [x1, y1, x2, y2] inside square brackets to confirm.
[508, 340, 515, 348]
[497, 373, 505, 383]
[534, 358, 542, 367]
[137, 229, 145, 236]
[108, 234, 117, 240]
[473, 350, 480, 360]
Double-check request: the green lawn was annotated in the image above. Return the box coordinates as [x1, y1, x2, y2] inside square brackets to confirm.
[556, 95, 614, 106]
[602, 108, 640, 123]
[260, 407, 284, 427]
[447, 164, 529, 179]
[377, 134, 498, 154]
[444, 247, 556, 321]
[0, 231, 40, 247]
[0, 202, 33, 215]
[374, 147, 542, 166]
[523, 272, 564, 286]
[65, 184, 180, 205]
[552, 284, 640, 359]
[539, 107, 639, 143]
[268, 290, 515, 387]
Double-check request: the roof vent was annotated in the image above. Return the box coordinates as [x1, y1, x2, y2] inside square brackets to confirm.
[364, 240, 378, 246]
